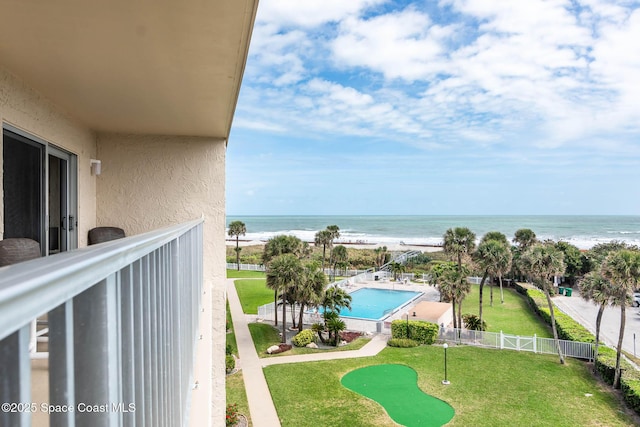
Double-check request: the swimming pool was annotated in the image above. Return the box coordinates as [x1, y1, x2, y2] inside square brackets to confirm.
[341, 288, 422, 321]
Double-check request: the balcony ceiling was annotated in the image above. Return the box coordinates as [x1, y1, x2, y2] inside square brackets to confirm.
[0, 0, 258, 138]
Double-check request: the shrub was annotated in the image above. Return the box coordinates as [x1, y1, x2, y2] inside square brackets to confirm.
[226, 344, 233, 355]
[391, 319, 439, 345]
[292, 329, 317, 347]
[388, 338, 419, 348]
[225, 355, 235, 372]
[462, 313, 486, 331]
[226, 403, 239, 426]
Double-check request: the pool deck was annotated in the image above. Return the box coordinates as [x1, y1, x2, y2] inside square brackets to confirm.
[337, 278, 443, 324]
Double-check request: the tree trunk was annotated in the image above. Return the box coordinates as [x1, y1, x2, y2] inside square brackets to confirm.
[273, 290, 278, 326]
[490, 279, 494, 307]
[457, 297, 463, 331]
[235, 237, 240, 270]
[593, 304, 605, 374]
[451, 299, 457, 329]
[499, 275, 505, 304]
[479, 271, 488, 324]
[544, 287, 565, 364]
[322, 245, 326, 272]
[281, 290, 287, 344]
[298, 303, 306, 332]
[290, 302, 296, 329]
[614, 304, 626, 389]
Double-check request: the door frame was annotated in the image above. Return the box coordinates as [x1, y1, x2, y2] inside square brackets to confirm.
[2, 124, 78, 254]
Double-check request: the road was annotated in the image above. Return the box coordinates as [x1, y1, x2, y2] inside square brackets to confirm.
[553, 290, 640, 357]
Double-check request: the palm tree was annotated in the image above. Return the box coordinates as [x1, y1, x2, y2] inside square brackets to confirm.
[390, 261, 405, 281]
[374, 246, 389, 269]
[227, 220, 246, 270]
[513, 228, 536, 250]
[322, 286, 352, 315]
[443, 227, 476, 270]
[475, 239, 512, 322]
[579, 271, 613, 373]
[481, 231, 509, 246]
[293, 262, 327, 331]
[330, 244, 348, 281]
[430, 261, 460, 328]
[263, 235, 308, 325]
[326, 225, 340, 270]
[327, 317, 347, 346]
[314, 230, 332, 272]
[266, 253, 303, 343]
[322, 286, 352, 344]
[601, 249, 640, 388]
[520, 243, 566, 364]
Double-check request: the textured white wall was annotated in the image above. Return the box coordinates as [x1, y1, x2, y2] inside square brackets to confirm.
[0, 66, 97, 246]
[96, 133, 227, 426]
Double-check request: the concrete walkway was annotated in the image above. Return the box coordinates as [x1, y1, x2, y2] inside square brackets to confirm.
[226, 278, 389, 427]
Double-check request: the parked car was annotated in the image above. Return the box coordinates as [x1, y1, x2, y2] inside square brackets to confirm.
[633, 293, 640, 307]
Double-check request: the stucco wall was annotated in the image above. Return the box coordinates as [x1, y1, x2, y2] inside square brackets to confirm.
[96, 133, 227, 426]
[0, 66, 97, 246]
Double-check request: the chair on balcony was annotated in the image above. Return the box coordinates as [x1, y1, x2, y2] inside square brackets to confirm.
[0, 238, 47, 358]
[88, 226, 126, 245]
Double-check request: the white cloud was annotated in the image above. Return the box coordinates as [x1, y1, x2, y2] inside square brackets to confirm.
[331, 8, 454, 80]
[256, 0, 386, 28]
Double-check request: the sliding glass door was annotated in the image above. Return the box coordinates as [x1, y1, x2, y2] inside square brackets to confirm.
[3, 127, 78, 254]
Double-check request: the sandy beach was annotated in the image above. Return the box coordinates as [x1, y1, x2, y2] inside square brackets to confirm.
[226, 239, 443, 253]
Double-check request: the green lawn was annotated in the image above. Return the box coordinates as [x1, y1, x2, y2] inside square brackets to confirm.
[460, 284, 552, 337]
[227, 269, 266, 279]
[248, 323, 370, 357]
[264, 345, 639, 426]
[226, 301, 238, 356]
[226, 371, 251, 426]
[234, 279, 272, 314]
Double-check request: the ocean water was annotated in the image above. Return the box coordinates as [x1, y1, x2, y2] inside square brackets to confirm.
[226, 215, 640, 250]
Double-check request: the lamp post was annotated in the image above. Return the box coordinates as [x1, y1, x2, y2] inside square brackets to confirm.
[406, 313, 410, 339]
[442, 343, 450, 385]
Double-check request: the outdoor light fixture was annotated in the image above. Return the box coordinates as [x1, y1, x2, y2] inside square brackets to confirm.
[90, 159, 102, 176]
[442, 343, 450, 385]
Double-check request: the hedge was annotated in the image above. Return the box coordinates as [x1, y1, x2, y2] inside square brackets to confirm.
[390, 319, 439, 345]
[514, 281, 640, 415]
[388, 338, 419, 348]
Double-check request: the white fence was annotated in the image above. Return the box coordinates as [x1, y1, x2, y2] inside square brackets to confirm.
[439, 327, 595, 360]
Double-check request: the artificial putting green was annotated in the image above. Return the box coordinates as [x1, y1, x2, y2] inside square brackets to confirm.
[341, 364, 454, 427]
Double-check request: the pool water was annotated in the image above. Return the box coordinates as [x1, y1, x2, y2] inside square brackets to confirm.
[341, 288, 422, 321]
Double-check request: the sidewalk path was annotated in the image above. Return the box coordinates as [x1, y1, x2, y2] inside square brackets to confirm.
[227, 279, 281, 427]
[226, 278, 390, 427]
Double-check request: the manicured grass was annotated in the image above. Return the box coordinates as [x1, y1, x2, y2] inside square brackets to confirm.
[264, 345, 639, 427]
[226, 371, 252, 426]
[234, 279, 272, 314]
[460, 284, 552, 337]
[226, 301, 238, 356]
[227, 269, 266, 279]
[248, 323, 370, 357]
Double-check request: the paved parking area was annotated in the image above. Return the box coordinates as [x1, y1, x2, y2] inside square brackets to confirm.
[553, 290, 640, 356]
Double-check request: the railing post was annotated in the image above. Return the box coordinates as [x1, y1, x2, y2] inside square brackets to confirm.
[533, 334, 537, 353]
[49, 300, 76, 427]
[0, 325, 31, 427]
[73, 275, 121, 427]
[500, 330, 503, 349]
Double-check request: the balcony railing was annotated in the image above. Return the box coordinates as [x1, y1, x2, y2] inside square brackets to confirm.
[0, 218, 204, 427]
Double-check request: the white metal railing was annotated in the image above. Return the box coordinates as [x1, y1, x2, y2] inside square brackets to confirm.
[0, 219, 204, 427]
[439, 327, 595, 360]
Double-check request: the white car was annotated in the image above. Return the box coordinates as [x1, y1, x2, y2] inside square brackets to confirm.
[633, 293, 640, 307]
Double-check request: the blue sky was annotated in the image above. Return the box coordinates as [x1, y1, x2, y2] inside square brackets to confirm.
[227, 0, 640, 216]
